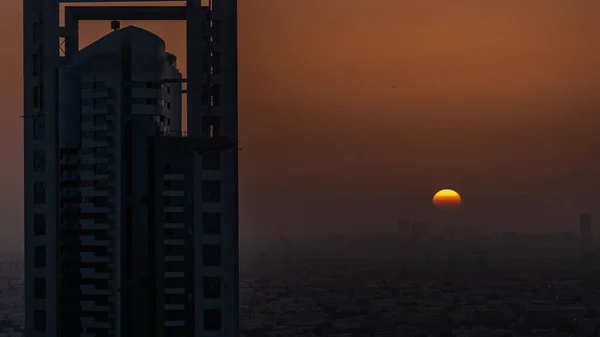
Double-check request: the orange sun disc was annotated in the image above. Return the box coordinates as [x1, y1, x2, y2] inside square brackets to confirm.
[432, 189, 462, 211]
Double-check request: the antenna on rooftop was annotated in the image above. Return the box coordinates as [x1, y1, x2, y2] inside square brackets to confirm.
[111, 20, 120, 31]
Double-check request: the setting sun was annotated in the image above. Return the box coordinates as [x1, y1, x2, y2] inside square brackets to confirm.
[432, 189, 462, 211]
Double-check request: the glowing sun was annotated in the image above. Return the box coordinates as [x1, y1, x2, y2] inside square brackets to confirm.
[432, 189, 462, 211]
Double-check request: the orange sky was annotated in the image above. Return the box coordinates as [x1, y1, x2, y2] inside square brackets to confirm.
[2, 0, 600, 246]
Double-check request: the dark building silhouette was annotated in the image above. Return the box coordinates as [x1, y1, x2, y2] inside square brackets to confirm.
[398, 219, 410, 235]
[580, 212, 593, 245]
[410, 221, 428, 240]
[24, 1, 239, 337]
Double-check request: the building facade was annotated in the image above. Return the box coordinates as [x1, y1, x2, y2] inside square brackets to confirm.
[148, 135, 235, 336]
[58, 26, 181, 337]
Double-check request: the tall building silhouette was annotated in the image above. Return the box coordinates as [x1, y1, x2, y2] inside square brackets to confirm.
[580, 212, 593, 246]
[23, 1, 238, 337]
[398, 219, 410, 235]
[410, 221, 428, 240]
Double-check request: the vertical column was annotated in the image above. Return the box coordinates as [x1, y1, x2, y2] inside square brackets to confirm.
[207, 1, 239, 337]
[186, 3, 207, 337]
[64, 8, 79, 62]
[42, 1, 60, 336]
[24, 0, 59, 336]
[186, 0, 207, 138]
[23, 1, 38, 336]
[189, 0, 239, 336]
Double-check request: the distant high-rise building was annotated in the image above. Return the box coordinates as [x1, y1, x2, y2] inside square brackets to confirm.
[398, 219, 410, 235]
[580, 212, 593, 245]
[410, 221, 428, 240]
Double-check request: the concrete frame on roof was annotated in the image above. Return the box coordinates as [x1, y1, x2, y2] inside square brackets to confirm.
[62, 5, 187, 60]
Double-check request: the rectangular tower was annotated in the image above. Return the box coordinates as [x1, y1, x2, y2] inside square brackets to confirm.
[187, 1, 239, 336]
[58, 26, 183, 337]
[580, 212, 593, 246]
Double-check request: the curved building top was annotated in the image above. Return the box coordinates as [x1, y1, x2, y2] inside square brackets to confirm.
[72, 25, 168, 69]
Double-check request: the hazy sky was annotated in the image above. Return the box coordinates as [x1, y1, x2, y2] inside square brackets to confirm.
[2, 0, 600, 247]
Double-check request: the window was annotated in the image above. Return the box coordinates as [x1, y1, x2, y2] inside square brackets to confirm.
[203, 277, 221, 299]
[165, 228, 185, 238]
[34, 214, 46, 235]
[202, 212, 221, 235]
[165, 310, 186, 322]
[164, 261, 185, 272]
[202, 149, 220, 170]
[34, 246, 46, 267]
[94, 164, 109, 174]
[32, 22, 39, 44]
[93, 81, 107, 92]
[33, 150, 45, 172]
[92, 196, 109, 207]
[165, 212, 184, 223]
[81, 115, 96, 122]
[202, 116, 220, 138]
[33, 54, 39, 77]
[203, 309, 221, 331]
[94, 114, 107, 123]
[80, 81, 94, 90]
[164, 244, 185, 256]
[165, 278, 185, 289]
[33, 118, 45, 140]
[212, 84, 221, 106]
[212, 52, 221, 74]
[93, 98, 107, 109]
[165, 196, 185, 206]
[79, 164, 94, 171]
[93, 131, 107, 141]
[165, 326, 186, 336]
[39, 85, 45, 110]
[79, 147, 93, 154]
[202, 180, 220, 202]
[33, 86, 39, 109]
[202, 245, 221, 267]
[34, 278, 46, 299]
[34, 310, 46, 331]
[165, 294, 186, 303]
[201, 84, 214, 107]
[59, 37, 66, 57]
[34, 182, 45, 204]
[145, 82, 159, 89]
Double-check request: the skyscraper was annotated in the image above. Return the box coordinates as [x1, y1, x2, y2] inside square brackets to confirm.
[580, 212, 593, 246]
[24, 1, 238, 337]
[397, 219, 410, 236]
[410, 221, 428, 240]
